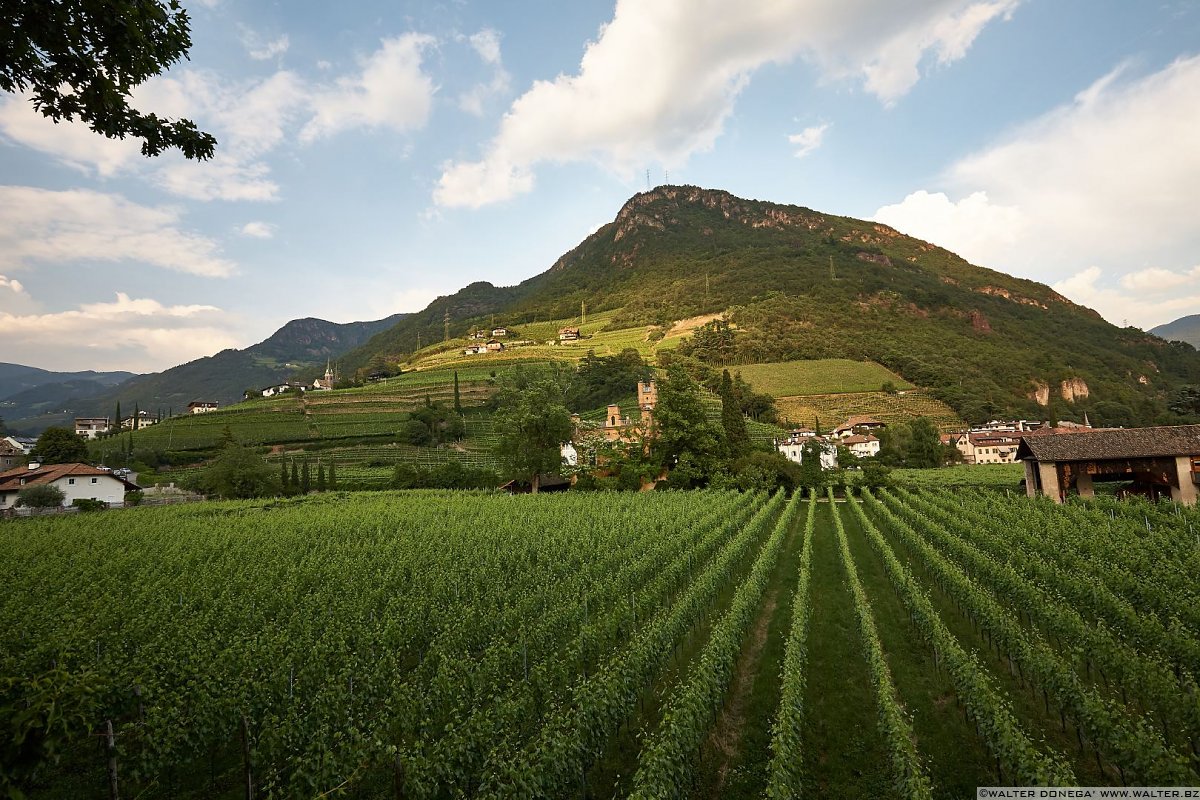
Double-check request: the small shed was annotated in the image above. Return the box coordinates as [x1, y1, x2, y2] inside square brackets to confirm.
[1017, 424, 1200, 505]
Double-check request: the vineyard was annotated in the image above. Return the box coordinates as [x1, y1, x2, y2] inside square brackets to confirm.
[4, 487, 1200, 798]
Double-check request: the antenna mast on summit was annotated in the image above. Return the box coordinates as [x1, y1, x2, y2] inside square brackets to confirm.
[646, 169, 650, 190]
[664, 170, 669, 185]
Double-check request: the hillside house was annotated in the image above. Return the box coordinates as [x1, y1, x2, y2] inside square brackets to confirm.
[188, 401, 219, 414]
[486, 340, 506, 352]
[0, 463, 140, 510]
[262, 382, 306, 398]
[777, 433, 838, 470]
[1018, 424, 1200, 505]
[969, 432, 1021, 464]
[75, 417, 111, 439]
[0, 441, 22, 471]
[469, 330, 488, 340]
[491, 327, 508, 337]
[121, 411, 157, 429]
[558, 327, 580, 341]
[842, 434, 881, 459]
[2, 436, 36, 455]
[832, 416, 886, 439]
[463, 344, 487, 356]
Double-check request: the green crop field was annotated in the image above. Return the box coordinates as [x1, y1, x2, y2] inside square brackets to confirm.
[891, 462, 1025, 489]
[6, 487, 1199, 798]
[735, 359, 914, 397]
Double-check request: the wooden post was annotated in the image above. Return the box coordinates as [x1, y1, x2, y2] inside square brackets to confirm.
[104, 719, 119, 800]
[240, 715, 253, 800]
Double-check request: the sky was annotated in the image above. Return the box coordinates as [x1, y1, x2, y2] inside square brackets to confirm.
[2, 0, 1199, 373]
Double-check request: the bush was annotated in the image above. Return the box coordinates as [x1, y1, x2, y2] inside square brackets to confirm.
[71, 498, 107, 512]
[125, 490, 144, 506]
[15, 484, 65, 509]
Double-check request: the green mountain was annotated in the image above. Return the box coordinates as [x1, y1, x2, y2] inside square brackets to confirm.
[0, 363, 135, 402]
[1151, 315, 1200, 349]
[338, 186, 1200, 427]
[6, 314, 407, 434]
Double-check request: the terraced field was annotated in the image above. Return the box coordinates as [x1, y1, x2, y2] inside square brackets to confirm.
[776, 389, 963, 430]
[735, 359, 914, 397]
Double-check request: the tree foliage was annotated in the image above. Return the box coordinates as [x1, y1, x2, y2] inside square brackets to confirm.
[719, 369, 750, 458]
[1, 0, 217, 159]
[563, 348, 652, 411]
[651, 363, 725, 485]
[493, 379, 573, 493]
[15, 484, 65, 509]
[32, 427, 89, 464]
[192, 442, 279, 499]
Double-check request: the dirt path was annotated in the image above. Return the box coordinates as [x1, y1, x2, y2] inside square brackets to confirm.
[705, 588, 780, 798]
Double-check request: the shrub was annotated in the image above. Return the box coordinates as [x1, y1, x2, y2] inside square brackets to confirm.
[15, 484, 65, 509]
[71, 498, 107, 512]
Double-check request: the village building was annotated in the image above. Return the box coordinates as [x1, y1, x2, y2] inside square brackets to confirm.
[1017, 424, 1200, 505]
[558, 327, 580, 341]
[969, 431, 1022, 464]
[312, 361, 337, 391]
[188, 401, 219, 414]
[121, 410, 157, 429]
[842, 434, 881, 459]
[2, 435, 36, 456]
[0, 440, 23, 471]
[974, 419, 1045, 433]
[602, 380, 657, 443]
[463, 344, 488, 355]
[0, 462, 140, 510]
[485, 339, 506, 352]
[776, 432, 839, 470]
[491, 327, 508, 337]
[832, 415, 886, 439]
[75, 417, 111, 439]
[261, 382, 306, 398]
[560, 442, 579, 467]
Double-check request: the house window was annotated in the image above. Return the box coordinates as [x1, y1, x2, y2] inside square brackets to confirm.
[68, 478, 75, 485]
[91, 477, 98, 484]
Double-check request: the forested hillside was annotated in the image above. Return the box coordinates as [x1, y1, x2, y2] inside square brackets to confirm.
[336, 186, 1200, 427]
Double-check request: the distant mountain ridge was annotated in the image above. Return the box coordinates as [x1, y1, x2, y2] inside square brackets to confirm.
[3, 313, 407, 434]
[1151, 315, 1200, 349]
[0, 363, 135, 402]
[333, 185, 1200, 427]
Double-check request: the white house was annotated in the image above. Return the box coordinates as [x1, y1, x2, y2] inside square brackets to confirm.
[832, 416, 886, 439]
[188, 401, 219, 414]
[777, 435, 838, 470]
[491, 327, 508, 337]
[0, 463, 140, 509]
[558, 327, 580, 341]
[463, 344, 487, 356]
[560, 442, 579, 467]
[261, 382, 306, 398]
[121, 411, 157, 429]
[75, 417, 111, 439]
[842, 434, 881, 459]
[486, 339, 505, 352]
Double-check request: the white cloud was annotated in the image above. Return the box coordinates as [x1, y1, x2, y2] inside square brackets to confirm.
[873, 56, 1200, 328]
[788, 123, 829, 158]
[301, 34, 437, 142]
[458, 29, 512, 116]
[243, 31, 290, 61]
[239, 221, 276, 239]
[0, 273, 37, 315]
[0, 292, 240, 372]
[0, 186, 235, 278]
[434, 0, 1017, 208]
[0, 93, 145, 177]
[153, 155, 280, 202]
[1053, 267, 1200, 330]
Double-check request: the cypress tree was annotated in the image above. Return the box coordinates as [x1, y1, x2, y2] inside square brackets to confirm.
[133, 402, 140, 430]
[327, 461, 337, 491]
[719, 369, 750, 457]
[290, 460, 300, 490]
[317, 461, 326, 492]
[453, 370, 462, 414]
[280, 457, 289, 490]
[301, 460, 311, 493]
[114, 401, 121, 433]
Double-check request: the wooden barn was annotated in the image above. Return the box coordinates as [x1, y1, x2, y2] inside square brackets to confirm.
[1017, 424, 1200, 505]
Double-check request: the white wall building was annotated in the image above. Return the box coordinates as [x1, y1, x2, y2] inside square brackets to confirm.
[0, 463, 140, 509]
[560, 442, 579, 467]
[75, 417, 111, 439]
[842, 434, 881, 459]
[777, 437, 838, 470]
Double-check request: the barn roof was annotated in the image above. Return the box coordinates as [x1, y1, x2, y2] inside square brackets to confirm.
[1016, 425, 1200, 462]
[0, 463, 141, 492]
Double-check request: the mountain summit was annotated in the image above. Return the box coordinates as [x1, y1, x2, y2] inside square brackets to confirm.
[338, 186, 1200, 427]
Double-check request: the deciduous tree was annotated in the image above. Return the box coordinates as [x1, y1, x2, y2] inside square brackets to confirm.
[493, 378, 573, 493]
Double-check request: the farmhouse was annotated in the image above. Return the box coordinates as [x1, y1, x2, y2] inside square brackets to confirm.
[558, 326, 580, 341]
[188, 401, 219, 414]
[486, 339, 506, 352]
[842, 434, 881, 459]
[261, 382, 306, 398]
[0, 441, 22, 471]
[463, 344, 487, 356]
[777, 432, 838, 470]
[75, 417, 111, 439]
[491, 327, 508, 337]
[1018, 424, 1200, 505]
[832, 415, 886, 439]
[969, 432, 1021, 464]
[121, 411, 157, 429]
[0, 462, 140, 509]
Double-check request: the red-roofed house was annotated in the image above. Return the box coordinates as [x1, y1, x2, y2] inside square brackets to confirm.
[0, 463, 140, 510]
[841, 434, 881, 458]
[832, 416, 886, 439]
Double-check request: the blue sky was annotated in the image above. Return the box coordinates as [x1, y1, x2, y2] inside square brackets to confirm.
[2, 0, 1198, 372]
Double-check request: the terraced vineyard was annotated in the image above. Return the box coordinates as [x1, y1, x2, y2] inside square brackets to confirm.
[776, 388, 963, 430]
[5, 488, 1200, 798]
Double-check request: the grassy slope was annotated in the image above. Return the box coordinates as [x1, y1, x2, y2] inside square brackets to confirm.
[734, 359, 914, 396]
